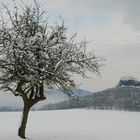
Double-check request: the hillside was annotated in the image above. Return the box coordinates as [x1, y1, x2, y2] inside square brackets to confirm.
[40, 86, 140, 111]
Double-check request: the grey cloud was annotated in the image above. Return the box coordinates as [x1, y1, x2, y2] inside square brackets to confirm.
[1, 0, 140, 30]
[72, 0, 140, 30]
[121, 0, 140, 30]
[45, 0, 140, 30]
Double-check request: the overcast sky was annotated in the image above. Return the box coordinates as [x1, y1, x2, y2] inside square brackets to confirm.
[1, 0, 140, 92]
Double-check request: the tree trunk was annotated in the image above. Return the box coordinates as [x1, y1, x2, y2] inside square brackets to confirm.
[18, 103, 31, 139]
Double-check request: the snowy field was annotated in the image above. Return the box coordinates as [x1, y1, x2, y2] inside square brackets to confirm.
[0, 109, 140, 140]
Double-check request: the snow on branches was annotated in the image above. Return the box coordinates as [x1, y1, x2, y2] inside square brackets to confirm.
[0, 1, 100, 99]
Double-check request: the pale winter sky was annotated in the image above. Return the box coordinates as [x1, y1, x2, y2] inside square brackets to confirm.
[1, 0, 140, 92]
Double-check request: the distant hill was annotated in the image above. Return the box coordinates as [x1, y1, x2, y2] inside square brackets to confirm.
[45, 88, 92, 101]
[2, 77, 140, 112]
[39, 86, 140, 111]
[40, 88, 92, 106]
[0, 88, 92, 111]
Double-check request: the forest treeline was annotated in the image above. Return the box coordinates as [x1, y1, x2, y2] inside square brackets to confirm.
[40, 86, 140, 111]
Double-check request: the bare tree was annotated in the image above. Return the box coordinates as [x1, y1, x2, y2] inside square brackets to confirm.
[0, 1, 101, 139]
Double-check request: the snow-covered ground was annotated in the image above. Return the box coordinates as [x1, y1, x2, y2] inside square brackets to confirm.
[0, 109, 140, 140]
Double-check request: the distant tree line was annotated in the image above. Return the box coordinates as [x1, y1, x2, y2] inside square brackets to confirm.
[0, 106, 21, 112]
[40, 86, 140, 112]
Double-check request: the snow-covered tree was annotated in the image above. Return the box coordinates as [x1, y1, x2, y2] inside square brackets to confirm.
[118, 76, 140, 87]
[0, 1, 101, 139]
